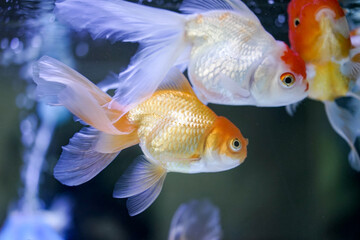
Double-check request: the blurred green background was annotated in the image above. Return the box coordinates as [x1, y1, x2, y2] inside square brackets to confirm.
[1, 0, 360, 239]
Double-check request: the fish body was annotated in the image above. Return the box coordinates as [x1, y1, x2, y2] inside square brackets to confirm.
[288, 0, 356, 101]
[55, 0, 308, 107]
[33, 56, 248, 216]
[288, 0, 360, 170]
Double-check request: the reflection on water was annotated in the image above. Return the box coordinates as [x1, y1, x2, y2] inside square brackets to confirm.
[0, 0, 360, 239]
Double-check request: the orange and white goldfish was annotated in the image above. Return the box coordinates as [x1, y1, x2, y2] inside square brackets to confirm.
[55, 0, 308, 107]
[33, 56, 248, 216]
[288, 0, 360, 170]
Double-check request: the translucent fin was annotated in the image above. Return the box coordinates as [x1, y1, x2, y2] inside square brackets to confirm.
[180, 0, 258, 21]
[341, 48, 360, 80]
[55, 0, 190, 107]
[333, 16, 350, 38]
[157, 67, 196, 96]
[126, 175, 166, 216]
[95, 131, 139, 153]
[113, 155, 166, 216]
[324, 99, 360, 171]
[285, 101, 302, 116]
[168, 200, 222, 240]
[54, 128, 120, 186]
[33, 56, 128, 134]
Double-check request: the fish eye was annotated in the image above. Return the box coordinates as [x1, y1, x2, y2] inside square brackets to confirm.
[294, 18, 300, 27]
[280, 72, 296, 88]
[230, 138, 242, 152]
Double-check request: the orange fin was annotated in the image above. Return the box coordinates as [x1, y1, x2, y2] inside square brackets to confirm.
[95, 131, 139, 153]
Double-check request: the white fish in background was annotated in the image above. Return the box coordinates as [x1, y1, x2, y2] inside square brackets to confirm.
[55, 0, 308, 108]
[168, 200, 222, 240]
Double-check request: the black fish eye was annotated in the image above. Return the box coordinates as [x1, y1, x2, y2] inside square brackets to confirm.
[230, 138, 242, 152]
[280, 72, 295, 88]
[294, 18, 300, 27]
[285, 77, 293, 84]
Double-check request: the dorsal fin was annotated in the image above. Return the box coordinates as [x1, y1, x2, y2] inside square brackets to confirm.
[180, 0, 258, 21]
[156, 67, 196, 96]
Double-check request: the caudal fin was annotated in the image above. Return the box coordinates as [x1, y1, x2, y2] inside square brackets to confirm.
[54, 127, 139, 186]
[33, 56, 131, 134]
[55, 0, 190, 106]
[324, 97, 360, 170]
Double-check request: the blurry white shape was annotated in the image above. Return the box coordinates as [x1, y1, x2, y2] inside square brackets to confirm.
[0, 197, 72, 240]
[254, 8, 261, 14]
[20, 114, 37, 147]
[277, 14, 286, 24]
[1, 38, 9, 49]
[31, 35, 42, 48]
[75, 42, 89, 57]
[268, 0, 274, 4]
[168, 200, 222, 240]
[10, 38, 20, 50]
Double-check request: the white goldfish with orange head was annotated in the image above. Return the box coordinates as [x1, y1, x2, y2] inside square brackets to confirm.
[288, 0, 360, 170]
[33, 56, 248, 216]
[55, 0, 308, 107]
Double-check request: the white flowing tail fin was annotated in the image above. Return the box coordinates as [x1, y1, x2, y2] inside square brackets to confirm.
[55, 0, 190, 106]
[324, 98, 360, 171]
[33, 56, 133, 135]
[33, 56, 141, 185]
[54, 128, 139, 186]
[168, 200, 222, 240]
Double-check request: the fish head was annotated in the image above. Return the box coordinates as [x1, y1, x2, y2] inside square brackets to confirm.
[251, 42, 308, 106]
[201, 116, 248, 172]
[288, 0, 350, 62]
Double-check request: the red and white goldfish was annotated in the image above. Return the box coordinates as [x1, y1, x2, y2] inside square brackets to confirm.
[288, 0, 360, 170]
[55, 0, 308, 107]
[33, 56, 248, 216]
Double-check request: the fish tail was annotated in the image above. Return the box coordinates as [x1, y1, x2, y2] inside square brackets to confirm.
[324, 97, 360, 171]
[33, 55, 136, 134]
[33, 56, 140, 185]
[55, 0, 190, 106]
[54, 127, 139, 186]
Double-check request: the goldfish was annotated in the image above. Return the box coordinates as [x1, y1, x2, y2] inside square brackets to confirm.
[54, 0, 308, 107]
[288, 0, 360, 170]
[33, 56, 248, 216]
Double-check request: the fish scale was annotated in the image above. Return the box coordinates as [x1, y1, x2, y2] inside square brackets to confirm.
[126, 90, 216, 162]
[186, 11, 274, 99]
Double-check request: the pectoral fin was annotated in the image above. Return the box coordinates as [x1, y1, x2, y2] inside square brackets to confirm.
[285, 101, 302, 116]
[113, 155, 167, 216]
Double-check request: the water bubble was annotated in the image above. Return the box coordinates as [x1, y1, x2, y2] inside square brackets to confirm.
[75, 42, 89, 57]
[10, 38, 20, 50]
[254, 8, 262, 14]
[277, 14, 286, 24]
